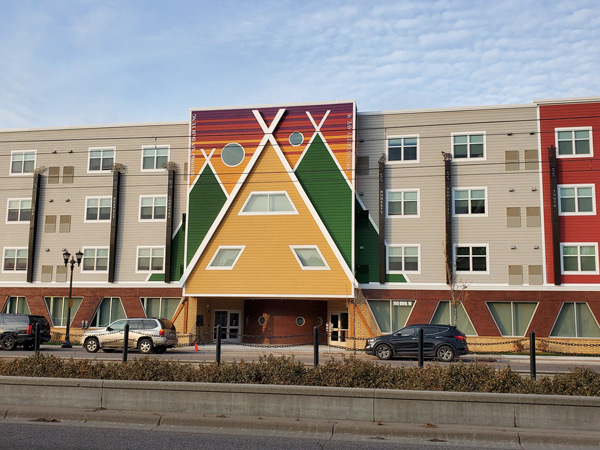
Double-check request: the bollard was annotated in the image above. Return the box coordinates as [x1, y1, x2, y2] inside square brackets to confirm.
[417, 328, 424, 367]
[530, 331, 536, 380]
[122, 324, 129, 363]
[34, 322, 41, 353]
[313, 326, 319, 367]
[216, 324, 222, 365]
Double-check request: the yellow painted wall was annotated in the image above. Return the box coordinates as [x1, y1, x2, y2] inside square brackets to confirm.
[186, 143, 353, 297]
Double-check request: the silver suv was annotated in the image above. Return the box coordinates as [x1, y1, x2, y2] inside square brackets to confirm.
[83, 318, 177, 354]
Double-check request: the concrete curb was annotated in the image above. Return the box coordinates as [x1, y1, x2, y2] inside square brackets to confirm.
[2, 405, 600, 448]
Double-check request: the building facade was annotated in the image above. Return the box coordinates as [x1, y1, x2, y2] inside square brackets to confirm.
[1, 97, 599, 351]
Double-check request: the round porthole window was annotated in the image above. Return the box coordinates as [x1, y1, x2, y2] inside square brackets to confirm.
[289, 132, 304, 147]
[221, 143, 245, 167]
[315, 317, 323, 327]
[296, 317, 305, 327]
[258, 315, 266, 326]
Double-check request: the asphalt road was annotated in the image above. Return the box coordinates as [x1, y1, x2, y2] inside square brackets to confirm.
[1, 344, 599, 375]
[0, 420, 518, 450]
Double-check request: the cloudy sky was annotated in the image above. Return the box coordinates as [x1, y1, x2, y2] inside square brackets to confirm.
[1, 0, 599, 128]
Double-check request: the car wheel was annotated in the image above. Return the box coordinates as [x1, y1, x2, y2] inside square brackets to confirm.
[437, 345, 455, 362]
[154, 346, 167, 354]
[375, 343, 392, 360]
[138, 338, 154, 354]
[84, 338, 100, 353]
[1, 334, 17, 351]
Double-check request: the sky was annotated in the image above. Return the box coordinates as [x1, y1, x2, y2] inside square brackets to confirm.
[0, 0, 599, 129]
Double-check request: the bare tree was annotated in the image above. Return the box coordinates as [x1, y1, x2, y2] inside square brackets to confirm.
[445, 244, 470, 326]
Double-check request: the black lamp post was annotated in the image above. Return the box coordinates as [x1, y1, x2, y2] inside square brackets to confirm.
[62, 249, 83, 348]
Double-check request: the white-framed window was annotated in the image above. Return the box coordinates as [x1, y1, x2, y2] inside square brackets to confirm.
[386, 190, 419, 217]
[455, 244, 488, 273]
[453, 188, 487, 216]
[558, 185, 595, 215]
[137, 247, 164, 272]
[91, 297, 126, 327]
[85, 197, 112, 222]
[139, 196, 167, 221]
[141, 145, 170, 170]
[387, 244, 420, 273]
[44, 296, 83, 327]
[487, 302, 538, 337]
[2, 296, 30, 314]
[141, 297, 181, 319]
[556, 127, 593, 157]
[10, 150, 36, 175]
[207, 246, 245, 270]
[560, 243, 598, 274]
[368, 300, 414, 334]
[239, 192, 297, 215]
[3, 248, 27, 272]
[290, 245, 329, 270]
[81, 247, 109, 272]
[387, 136, 418, 163]
[6, 199, 31, 223]
[550, 302, 600, 338]
[452, 132, 485, 159]
[88, 147, 115, 172]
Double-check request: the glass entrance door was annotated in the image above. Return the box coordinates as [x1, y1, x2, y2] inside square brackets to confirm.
[329, 312, 349, 345]
[214, 310, 242, 343]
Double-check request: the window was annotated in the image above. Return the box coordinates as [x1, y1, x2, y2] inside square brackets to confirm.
[85, 197, 112, 221]
[524, 149, 538, 170]
[59, 215, 71, 233]
[528, 265, 543, 285]
[387, 190, 419, 217]
[3, 248, 27, 271]
[487, 302, 537, 336]
[508, 265, 523, 285]
[63, 166, 74, 183]
[240, 192, 296, 215]
[41, 265, 53, 282]
[10, 150, 36, 174]
[82, 248, 109, 272]
[6, 199, 31, 223]
[137, 247, 164, 272]
[387, 136, 418, 162]
[561, 243, 598, 274]
[453, 188, 486, 215]
[505, 151, 519, 171]
[526, 207, 541, 227]
[56, 265, 67, 282]
[2, 296, 30, 314]
[431, 301, 476, 335]
[48, 167, 60, 184]
[45, 215, 56, 233]
[455, 245, 488, 273]
[506, 207, 520, 227]
[558, 185, 595, 215]
[207, 246, 245, 270]
[139, 196, 166, 221]
[91, 297, 126, 327]
[368, 300, 414, 334]
[142, 145, 169, 170]
[387, 245, 419, 273]
[550, 303, 600, 338]
[221, 143, 245, 167]
[556, 127, 592, 157]
[141, 297, 181, 320]
[44, 296, 83, 327]
[290, 246, 329, 270]
[452, 133, 485, 159]
[88, 147, 115, 171]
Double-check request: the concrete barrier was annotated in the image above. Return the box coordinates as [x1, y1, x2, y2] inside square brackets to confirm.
[0, 376, 598, 431]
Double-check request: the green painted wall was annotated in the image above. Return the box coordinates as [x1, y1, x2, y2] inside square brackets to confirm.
[295, 134, 352, 267]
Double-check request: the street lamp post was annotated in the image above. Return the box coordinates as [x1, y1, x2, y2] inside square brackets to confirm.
[62, 249, 83, 349]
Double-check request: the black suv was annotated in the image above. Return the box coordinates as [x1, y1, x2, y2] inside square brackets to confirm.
[365, 324, 469, 362]
[0, 314, 51, 350]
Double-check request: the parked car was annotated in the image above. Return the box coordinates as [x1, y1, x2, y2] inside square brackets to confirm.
[364, 324, 469, 362]
[83, 318, 177, 354]
[0, 314, 51, 350]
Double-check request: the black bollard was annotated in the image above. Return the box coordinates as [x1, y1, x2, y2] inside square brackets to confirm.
[122, 324, 129, 363]
[34, 322, 41, 353]
[216, 324, 222, 365]
[313, 326, 319, 367]
[530, 331, 536, 380]
[417, 328, 424, 367]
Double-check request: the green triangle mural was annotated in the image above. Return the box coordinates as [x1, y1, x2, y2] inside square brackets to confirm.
[186, 165, 227, 266]
[295, 134, 352, 267]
